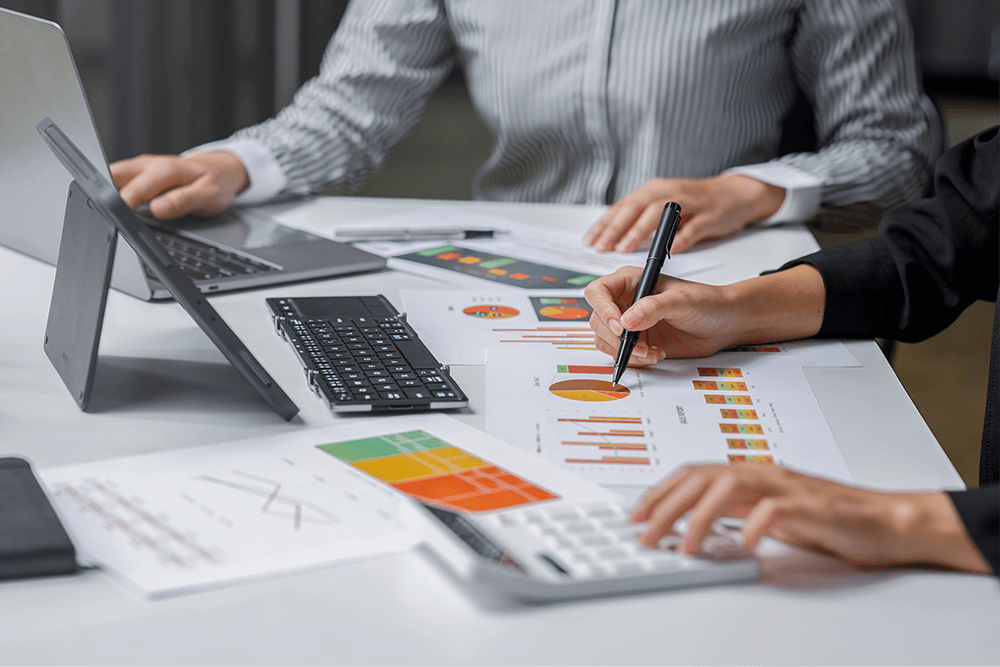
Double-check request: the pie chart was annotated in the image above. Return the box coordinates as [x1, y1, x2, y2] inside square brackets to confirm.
[463, 305, 519, 319]
[538, 305, 590, 320]
[549, 379, 630, 401]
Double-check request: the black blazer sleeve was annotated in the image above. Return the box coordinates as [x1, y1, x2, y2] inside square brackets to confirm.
[775, 127, 1000, 576]
[780, 127, 998, 342]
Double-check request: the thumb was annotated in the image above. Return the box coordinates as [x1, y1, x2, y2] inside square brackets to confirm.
[620, 287, 679, 331]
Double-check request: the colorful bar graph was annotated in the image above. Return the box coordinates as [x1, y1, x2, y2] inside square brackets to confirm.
[705, 394, 754, 405]
[558, 416, 643, 424]
[561, 442, 648, 451]
[698, 367, 743, 377]
[720, 423, 764, 435]
[726, 438, 769, 450]
[556, 365, 613, 375]
[318, 430, 557, 512]
[565, 456, 650, 466]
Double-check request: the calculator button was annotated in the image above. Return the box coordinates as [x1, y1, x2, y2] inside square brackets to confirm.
[579, 535, 612, 548]
[612, 562, 646, 576]
[399, 379, 421, 387]
[564, 523, 596, 535]
[596, 548, 629, 560]
[547, 511, 580, 522]
[380, 392, 405, 400]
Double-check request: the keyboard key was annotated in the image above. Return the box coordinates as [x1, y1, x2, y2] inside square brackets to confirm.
[403, 388, 431, 400]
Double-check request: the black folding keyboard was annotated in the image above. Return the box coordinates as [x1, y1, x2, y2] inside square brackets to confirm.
[267, 295, 468, 413]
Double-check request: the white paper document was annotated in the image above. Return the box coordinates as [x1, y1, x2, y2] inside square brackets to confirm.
[723, 339, 861, 367]
[332, 206, 720, 290]
[402, 289, 597, 364]
[41, 415, 611, 598]
[485, 346, 853, 487]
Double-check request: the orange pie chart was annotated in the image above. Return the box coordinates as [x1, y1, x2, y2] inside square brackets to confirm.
[549, 379, 630, 401]
[463, 305, 520, 319]
[538, 305, 591, 320]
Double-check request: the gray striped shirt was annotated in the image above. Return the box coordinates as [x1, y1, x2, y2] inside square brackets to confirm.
[209, 0, 930, 222]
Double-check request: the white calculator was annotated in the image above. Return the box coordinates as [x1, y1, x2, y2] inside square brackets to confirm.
[415, 499, 759, 601]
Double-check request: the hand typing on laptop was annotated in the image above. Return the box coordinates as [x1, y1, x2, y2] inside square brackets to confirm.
[111, 151, 249, 221]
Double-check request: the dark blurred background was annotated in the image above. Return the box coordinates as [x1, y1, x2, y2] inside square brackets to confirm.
[2, 0, 998, 486]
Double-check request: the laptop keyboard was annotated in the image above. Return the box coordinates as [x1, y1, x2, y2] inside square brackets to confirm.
[144, 229, 279, 282]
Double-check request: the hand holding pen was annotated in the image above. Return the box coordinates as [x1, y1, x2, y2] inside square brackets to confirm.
[609, 202, 681, 385]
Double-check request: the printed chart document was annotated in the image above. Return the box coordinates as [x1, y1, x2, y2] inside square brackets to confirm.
[485, 346, 853, 487]
[41, 415, 610, 598]
[401, 289, 596, 365]
[331, 206, 719, 291]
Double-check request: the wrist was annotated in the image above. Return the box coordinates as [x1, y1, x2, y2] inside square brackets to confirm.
[891, 492, 993, 574]
[718, 173, 785, 222]
[722, 265, 825, 344]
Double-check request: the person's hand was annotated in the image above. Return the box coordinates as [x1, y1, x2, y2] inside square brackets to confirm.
[110, 151, 250, 220]
[629, 463, 993, 574]
[584, 267, 744, 363]
[583, 173, 785, 254]
[585, 264, 826, 366]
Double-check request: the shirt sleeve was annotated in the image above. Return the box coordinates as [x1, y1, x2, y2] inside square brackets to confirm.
[223, 0, 455, 200]
[757, 0, 932, 219]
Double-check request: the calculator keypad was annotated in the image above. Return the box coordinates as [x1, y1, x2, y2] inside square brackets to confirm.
[485, 501, 744, 580]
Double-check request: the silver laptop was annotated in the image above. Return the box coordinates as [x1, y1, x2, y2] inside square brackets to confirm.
[0, 7, 385, 301]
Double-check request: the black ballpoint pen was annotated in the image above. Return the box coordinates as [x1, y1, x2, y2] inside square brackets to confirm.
[611, 202, 682, 386]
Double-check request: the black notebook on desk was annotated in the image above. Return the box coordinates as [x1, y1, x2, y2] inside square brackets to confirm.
[0, 458, 77, 580]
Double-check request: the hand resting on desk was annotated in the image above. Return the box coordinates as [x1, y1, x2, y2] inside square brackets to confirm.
[583, 173, 786, 254]
[111, 151, 249, 220]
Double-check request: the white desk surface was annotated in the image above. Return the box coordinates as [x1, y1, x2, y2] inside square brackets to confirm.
[0, 197, 996, 666]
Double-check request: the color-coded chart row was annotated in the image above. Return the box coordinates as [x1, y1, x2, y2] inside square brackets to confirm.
[697, 367, 743, 377]
[693, 380, 748, 391]
[728, 454, 774, 463]
[720, 409, 758, 419]
[727, 438, 769, 450]
[720, 423, 764, 434]
[705, 394, 754, 405]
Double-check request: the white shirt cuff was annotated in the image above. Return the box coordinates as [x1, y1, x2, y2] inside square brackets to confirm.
[183, 137, 288, 205]
[725, 163, 822, 224]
